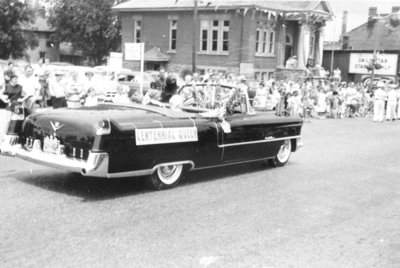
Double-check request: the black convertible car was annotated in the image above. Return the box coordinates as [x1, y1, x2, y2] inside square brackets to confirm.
[0, 84, 303, 190]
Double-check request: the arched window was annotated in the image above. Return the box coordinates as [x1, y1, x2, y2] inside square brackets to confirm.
[284, 33, 294, 63]
[286, 34, 293, 45]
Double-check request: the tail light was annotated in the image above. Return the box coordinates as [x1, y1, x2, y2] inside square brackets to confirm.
[96, 119, 111, 135]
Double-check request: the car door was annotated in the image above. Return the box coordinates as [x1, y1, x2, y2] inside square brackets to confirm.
[220, 113, 281, 163]
[192, 118, 224, 168]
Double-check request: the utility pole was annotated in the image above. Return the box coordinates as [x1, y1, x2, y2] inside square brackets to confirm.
[369, 19, 382, 91]
[192, 0, 198, 73]
[330, 20, 336, 74]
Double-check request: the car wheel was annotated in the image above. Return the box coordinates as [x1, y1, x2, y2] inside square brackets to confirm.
[268, 139, 292, 167]
[149, 164, 184, 190]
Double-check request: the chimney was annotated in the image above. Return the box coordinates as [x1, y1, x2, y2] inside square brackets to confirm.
[368, 7, 378, 20]
[341, 11, 348, 36]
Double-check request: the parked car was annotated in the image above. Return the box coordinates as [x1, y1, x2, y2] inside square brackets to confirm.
[93, 66, 155, 98]
[361, 75, 396, 87]
[0, 84, 303, 190]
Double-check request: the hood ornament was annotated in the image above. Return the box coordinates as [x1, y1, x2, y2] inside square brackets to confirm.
[50, 121, 65, 134]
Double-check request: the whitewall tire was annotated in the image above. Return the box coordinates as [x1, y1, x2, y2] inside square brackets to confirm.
[268, 139, 292, 167]
[149, 164, 184, 190]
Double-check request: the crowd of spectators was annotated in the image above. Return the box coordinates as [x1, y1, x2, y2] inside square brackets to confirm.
[1, 61, 400, 124]
[0, 59, 110, 111]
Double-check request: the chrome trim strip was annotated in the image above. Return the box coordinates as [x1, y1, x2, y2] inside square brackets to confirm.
[218, 135, 301, 148]
[105, 160, 195, 178]
[193, 156, 274, 171]
[106, 169, 153, 178]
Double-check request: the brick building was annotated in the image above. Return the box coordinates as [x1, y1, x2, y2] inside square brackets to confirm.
[24, 3, 84, 65]
[323, 6, 400, 84]
[113, 0, 333, 81]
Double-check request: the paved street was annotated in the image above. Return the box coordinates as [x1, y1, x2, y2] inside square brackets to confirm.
[1, 116, 400, 267]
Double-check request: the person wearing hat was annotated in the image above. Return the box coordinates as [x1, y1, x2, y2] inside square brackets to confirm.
[160, 74, 179, 103]
[84, 70, 105, 103]
[386, 84, 398, 121]
[49, 70, 67, 108]
[373, 81, 387, 122]
[65, 70, 86, 108]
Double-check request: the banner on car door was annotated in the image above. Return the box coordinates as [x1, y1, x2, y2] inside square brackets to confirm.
[136, 127, 198, 145]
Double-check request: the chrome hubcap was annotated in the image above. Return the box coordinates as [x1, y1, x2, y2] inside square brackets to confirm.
[157, 165, 183, 185]
[277, 140, 291, 163]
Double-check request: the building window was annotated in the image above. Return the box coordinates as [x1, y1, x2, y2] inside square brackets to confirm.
[39, 52, 46, 59]
[255, 21, 275, 56]
[200, 19, 229, 54]
[46, 41, 54, 48]
[134, 20, 141, 43]
[169, 19, 178, 51]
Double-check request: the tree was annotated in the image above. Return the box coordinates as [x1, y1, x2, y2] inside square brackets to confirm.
[0, 0, 38, 59]
[48, 0, 121, 65]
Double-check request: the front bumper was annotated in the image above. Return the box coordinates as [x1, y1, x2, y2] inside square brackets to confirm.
[296, 137, 304, 150]
[0, 134, 109, 177]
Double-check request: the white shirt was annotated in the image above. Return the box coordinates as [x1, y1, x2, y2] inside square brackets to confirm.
[19, 75, 40, 98]
[374, 88, 386, 101]
[387, 89, 398, 104]
[49, 78, 67, 98]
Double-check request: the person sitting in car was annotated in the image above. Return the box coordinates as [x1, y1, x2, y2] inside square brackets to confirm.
[160, 75, 179, 103]
[179, 86, 196, 106]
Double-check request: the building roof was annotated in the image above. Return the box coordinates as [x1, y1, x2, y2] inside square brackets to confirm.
[113, 0, 333, 17]
[30, 16, 53, 32]
[343, 11, 400, 50]
[144, 47, 170, 62]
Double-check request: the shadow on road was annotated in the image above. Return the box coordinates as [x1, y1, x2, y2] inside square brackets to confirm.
[14, 170, 150, 202]
[14, 161, 273, 201]
[180, 161, 272, 185]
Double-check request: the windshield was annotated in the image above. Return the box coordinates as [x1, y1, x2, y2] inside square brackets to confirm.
[146, 83, 254, 117]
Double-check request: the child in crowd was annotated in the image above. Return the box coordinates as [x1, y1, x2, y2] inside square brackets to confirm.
[84, 87, 98, 107]
[287, 90, 301, 117]
[112, 85, 130, 104]
[329, 91, 341, 119]
[301, 92, 314, 123]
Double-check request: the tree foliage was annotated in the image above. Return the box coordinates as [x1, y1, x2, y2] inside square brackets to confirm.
[0, 0, 38, 59]
[48, 0, 121, 65]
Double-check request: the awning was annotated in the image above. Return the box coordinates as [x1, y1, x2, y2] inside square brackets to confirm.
[144, 47, 170, 62]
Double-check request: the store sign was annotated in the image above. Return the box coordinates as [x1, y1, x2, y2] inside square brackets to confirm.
[125, 43, 144, 61]
[136, 127, 198, 146]
[349, 53, 398, 75]
[108, 52, 122, 69]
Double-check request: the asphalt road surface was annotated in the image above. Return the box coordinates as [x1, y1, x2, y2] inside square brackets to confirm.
[1, 116, 400, 267]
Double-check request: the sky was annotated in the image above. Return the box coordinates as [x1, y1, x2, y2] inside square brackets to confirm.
[324, 0, 400, 41]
